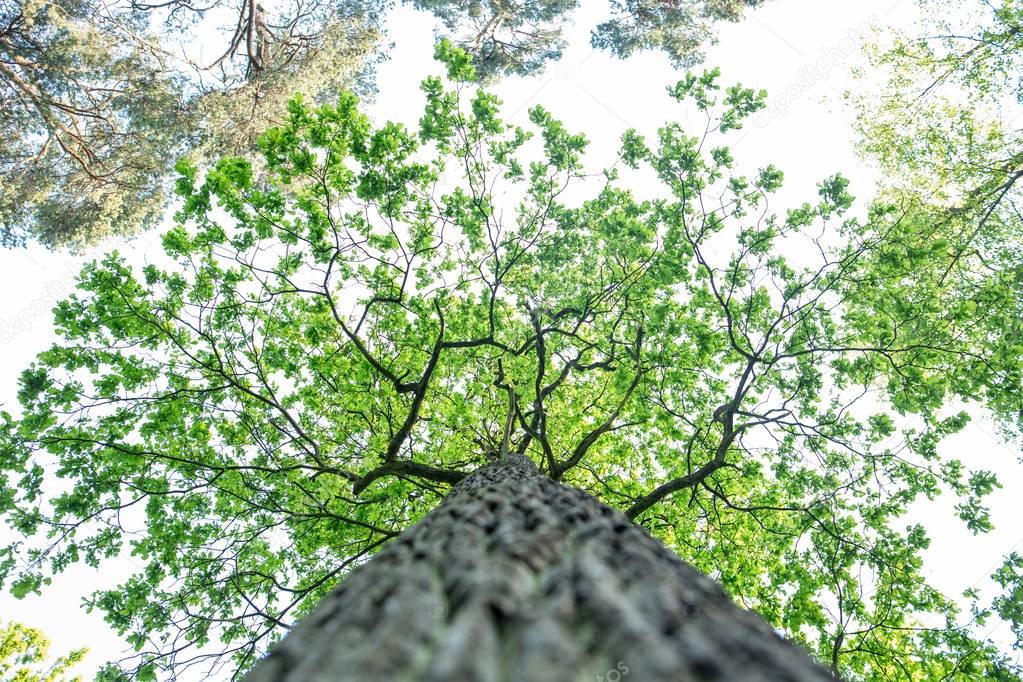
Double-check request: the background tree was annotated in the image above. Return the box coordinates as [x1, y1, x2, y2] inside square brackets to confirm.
[854, 2, 1023, 641]
[0, 620, 87, 682]
[411, 0, 769, 81]
[0, 0, 189, 249]
[2, 0, 767, 249]
[1, 43, 1018, 680]
[0, 0, 378, 249]
[410, 0, 576, 79]
[592, 0, 767, 67]
[853, 0, 1023, 435]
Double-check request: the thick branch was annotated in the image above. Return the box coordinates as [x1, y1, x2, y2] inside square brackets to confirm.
[351, 460, 468, 496]
[381, 300, 446, 462]
[552, 369, 644, 480]
[625, 401, 741, 520]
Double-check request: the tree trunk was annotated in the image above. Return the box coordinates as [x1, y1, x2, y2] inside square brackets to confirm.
[245, 453, 835, 682]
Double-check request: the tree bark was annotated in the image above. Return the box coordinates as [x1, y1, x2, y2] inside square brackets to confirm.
[245, 453, 836, 682]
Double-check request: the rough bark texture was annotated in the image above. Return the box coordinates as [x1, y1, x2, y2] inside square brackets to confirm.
[245, 454, 836, 682]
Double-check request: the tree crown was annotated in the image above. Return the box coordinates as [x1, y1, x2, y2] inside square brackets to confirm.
[1, 42, 1019, 680]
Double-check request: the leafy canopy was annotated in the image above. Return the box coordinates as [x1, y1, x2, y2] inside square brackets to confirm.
[1, 42, 1019, 680]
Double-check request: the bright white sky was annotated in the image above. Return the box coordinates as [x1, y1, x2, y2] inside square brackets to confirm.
[2, 0, 1021, 676]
